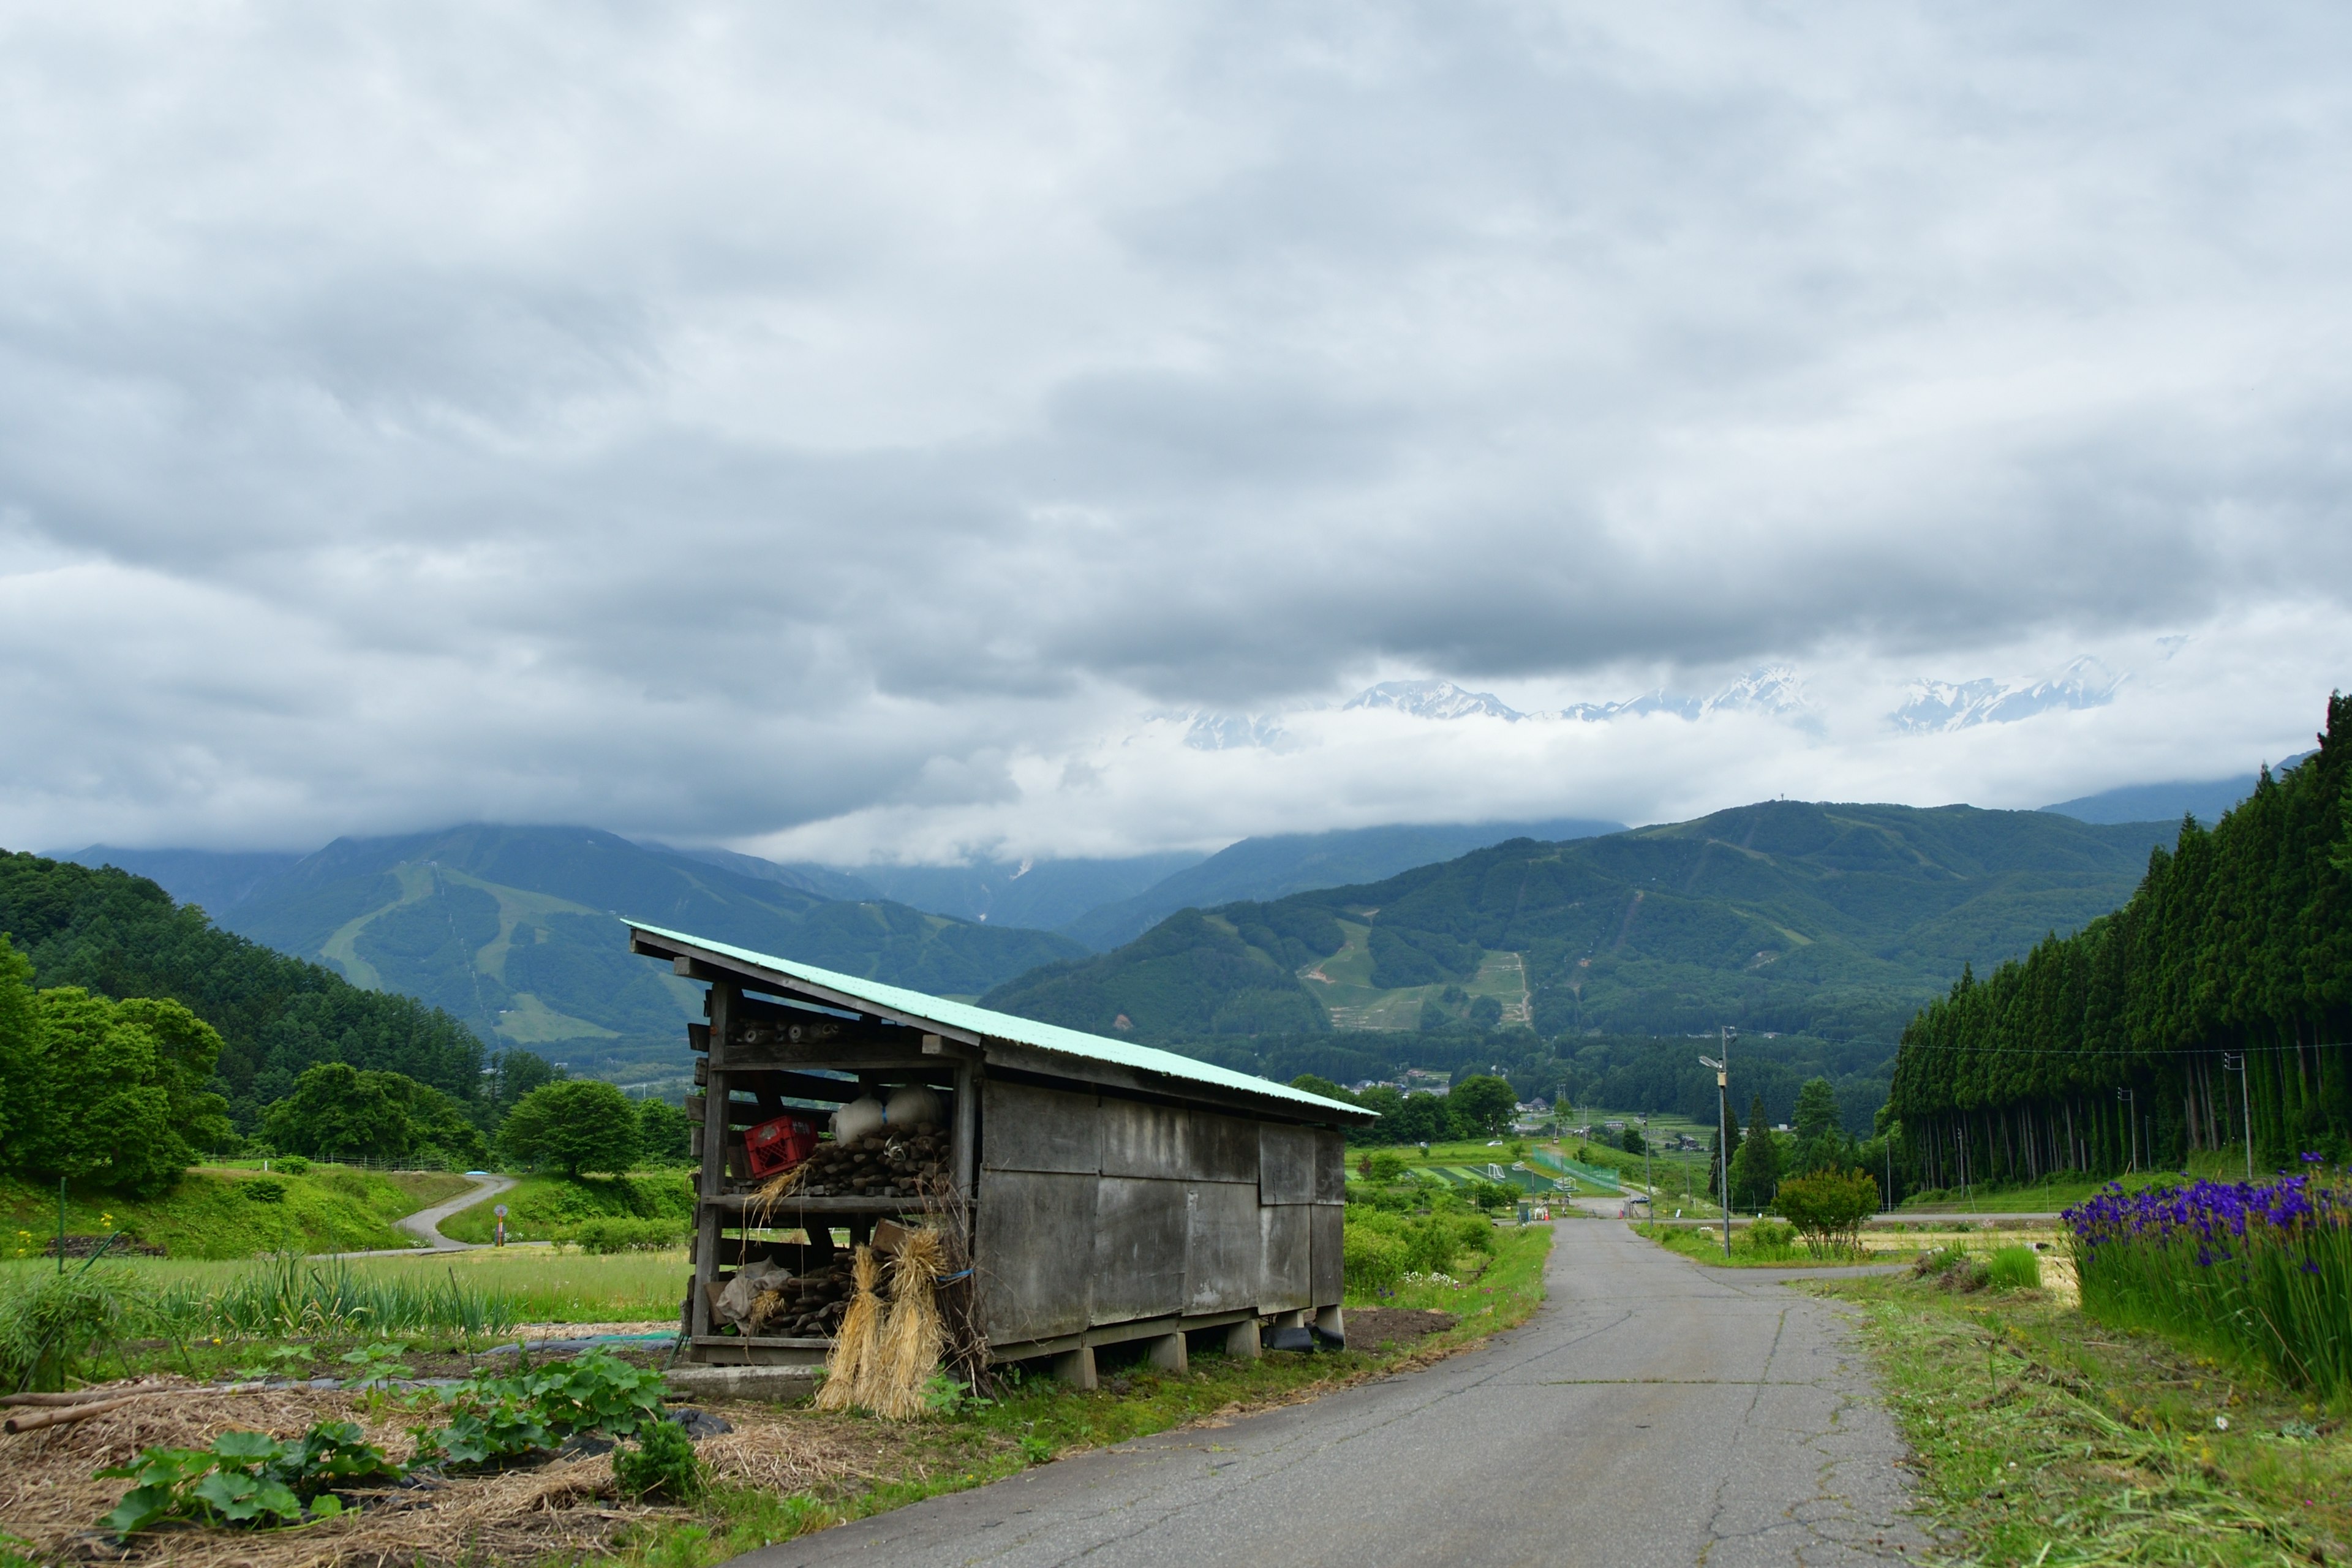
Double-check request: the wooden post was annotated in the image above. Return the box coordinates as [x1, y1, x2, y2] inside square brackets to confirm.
[1052, 1345, 1097, 1389]
[692, 981, 737, 1343]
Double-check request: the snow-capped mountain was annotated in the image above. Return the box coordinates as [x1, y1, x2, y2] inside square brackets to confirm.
[1335, 668, 1809, 726]
[1182, 712, 1288, 750]
[1890, 658, 2122, 733]
[1343, 680, 1525, 721]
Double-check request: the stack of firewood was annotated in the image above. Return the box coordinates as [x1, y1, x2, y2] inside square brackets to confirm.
[793, 1129, 950, 1198]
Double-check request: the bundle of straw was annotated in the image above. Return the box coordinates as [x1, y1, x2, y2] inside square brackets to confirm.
[747, 1159, 810, 1224]
[814, 1245, 883, 1411]
[869, 1227, 948, 1420]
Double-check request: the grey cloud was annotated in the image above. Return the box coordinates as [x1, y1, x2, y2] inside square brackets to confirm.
[4, 2, 2351, 854]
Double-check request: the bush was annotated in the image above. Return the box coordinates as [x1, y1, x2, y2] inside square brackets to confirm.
[1366, 1150, 1406, 1183]
[1736, 1219, 1801, 1261]
[614, 1417, 706, 1502]
[1343, 1225, 1407, 1295]
[559, 1216, 687, 1254]
[272, 1156, 310, 1175]
[1774, 1167, 1879, 1257]
[239, 1177, 288, 1204]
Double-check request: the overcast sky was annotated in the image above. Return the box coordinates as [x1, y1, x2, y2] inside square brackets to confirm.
[3, 3, 2347, 865]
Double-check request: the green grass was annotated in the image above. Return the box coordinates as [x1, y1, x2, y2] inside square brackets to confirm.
[1899, 1155, 2260, 1214]
[1637, 1221, 1879, 1268]
[612, 1224, 1555, 1566]
[1817, 1270, 2352, 1565]
[0, 1166, 454, 1260]
[439, 1170, 696, 1243]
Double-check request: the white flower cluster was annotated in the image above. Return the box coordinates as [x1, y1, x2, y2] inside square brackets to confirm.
[1399, 1271, 1460, 1287]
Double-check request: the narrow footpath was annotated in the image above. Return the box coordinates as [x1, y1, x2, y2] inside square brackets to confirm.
[740, 1216, 1926, 1568]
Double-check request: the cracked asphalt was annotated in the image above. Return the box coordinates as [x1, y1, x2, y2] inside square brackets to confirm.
[732, 1217, 1928, 1568]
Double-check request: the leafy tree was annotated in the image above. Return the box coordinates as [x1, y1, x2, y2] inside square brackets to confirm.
[1619, 1123, 1645, 1155]
[1390, 1093, 1448, 1145]
[262, 1063, 486, 1166]
[13, 987, 233, 1193]
[500, 1079, 640, 1178]
[635, 1098, 693, 1165]
[1468, 995, 1504, 1031]
[1355, 1084, 1406, 1140]
[1367, 1149, 1407, 1182]
[0, 935, 38, 1154]
[1728, 1093, 1781, 1208]
[489, 1050, 563, 1111]
[1287, 1073, 1356, 1104]
[1447, 1075, 1519, 1138]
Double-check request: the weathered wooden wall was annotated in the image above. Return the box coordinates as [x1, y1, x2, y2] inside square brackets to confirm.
[974, 1080, 1343, 1346]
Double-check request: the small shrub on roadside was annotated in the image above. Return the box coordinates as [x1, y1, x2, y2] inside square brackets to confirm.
[1343, 1227, 1407, 1295]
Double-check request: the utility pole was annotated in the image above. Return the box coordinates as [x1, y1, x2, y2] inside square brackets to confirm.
[1700, 1025, 1734, 1257]
[1642, 1108, 1652, 1214]
[2222, 1053, 2252, 1180]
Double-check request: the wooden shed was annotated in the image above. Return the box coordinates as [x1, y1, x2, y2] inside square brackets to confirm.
[628, 921, 1373, 1385]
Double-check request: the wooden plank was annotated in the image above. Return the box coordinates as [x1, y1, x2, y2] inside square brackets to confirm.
[974, 1170, 1097, 1343]
[1099, 1096, 1189, 1179]
[952, 1060, 977, 1202]
[1312, 1128, 1348, 1204]
[1258, 1204, 1311, 1313]
[1258, 1124, 1316, 1204]
[1090, 1177, 1187, 1324]
[979, 1080, 1100, 1174]
[1188, 1110, 1259, 1184]
[1308, 1202, 1344, 1305]
[1182, 1180, 1261, 1314]
[699, 1193, 943, 1215]
[977, 1039, 1376, 1127]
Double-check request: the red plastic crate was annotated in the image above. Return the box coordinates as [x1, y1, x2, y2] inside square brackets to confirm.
[744, 1114, 819, 1177]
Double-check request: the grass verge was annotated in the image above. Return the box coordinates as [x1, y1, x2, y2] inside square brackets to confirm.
[1814, 1271, 2352, 1565]
[0, 1166, 448, 1259]
[617, 1223, 1554, 1566]
[439, 1171, 695, 1243]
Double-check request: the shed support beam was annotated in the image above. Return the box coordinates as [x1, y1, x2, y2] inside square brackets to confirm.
[1314, 1305, 1345, 1344]
[1146, 1332, 1186, 1374]
[1271, 1309, 1306, 1330]
[1052, 1346, 1097, 1390]
[1224, 1320, 1261, 1360]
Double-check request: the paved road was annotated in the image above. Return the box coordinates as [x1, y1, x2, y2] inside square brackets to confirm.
[737, 1218, 1927, 1568]
[394, 1171, 516, 1249]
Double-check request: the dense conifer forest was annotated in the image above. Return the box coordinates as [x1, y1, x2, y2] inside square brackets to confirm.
[1888, 695, 2351, 1185]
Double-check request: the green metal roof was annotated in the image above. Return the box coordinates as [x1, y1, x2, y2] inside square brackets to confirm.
[627, 920, 1367, 1120]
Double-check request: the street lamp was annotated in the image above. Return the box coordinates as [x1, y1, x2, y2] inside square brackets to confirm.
[2220, 1054, 2252, 1180]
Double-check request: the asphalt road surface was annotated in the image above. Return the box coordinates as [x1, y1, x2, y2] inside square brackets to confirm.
[736, 1218, 1927, 1568]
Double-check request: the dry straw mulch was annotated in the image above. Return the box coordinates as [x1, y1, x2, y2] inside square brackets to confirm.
[0, 1378, 892, 1568]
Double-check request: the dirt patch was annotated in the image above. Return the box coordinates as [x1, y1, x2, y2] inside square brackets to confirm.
[1339, 1308, 1457, 1351]
[0, 1376, 955, 1568]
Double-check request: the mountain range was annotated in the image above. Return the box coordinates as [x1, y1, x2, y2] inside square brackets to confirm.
[981, 802, 2188, 1047]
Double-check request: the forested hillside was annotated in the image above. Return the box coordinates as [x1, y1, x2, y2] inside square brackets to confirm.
[1888, 696, 2350, 1185]
[205, 825, 1085, 1083]
[984, 802, 2179, 1047]
[0, 851, 487, 1131]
